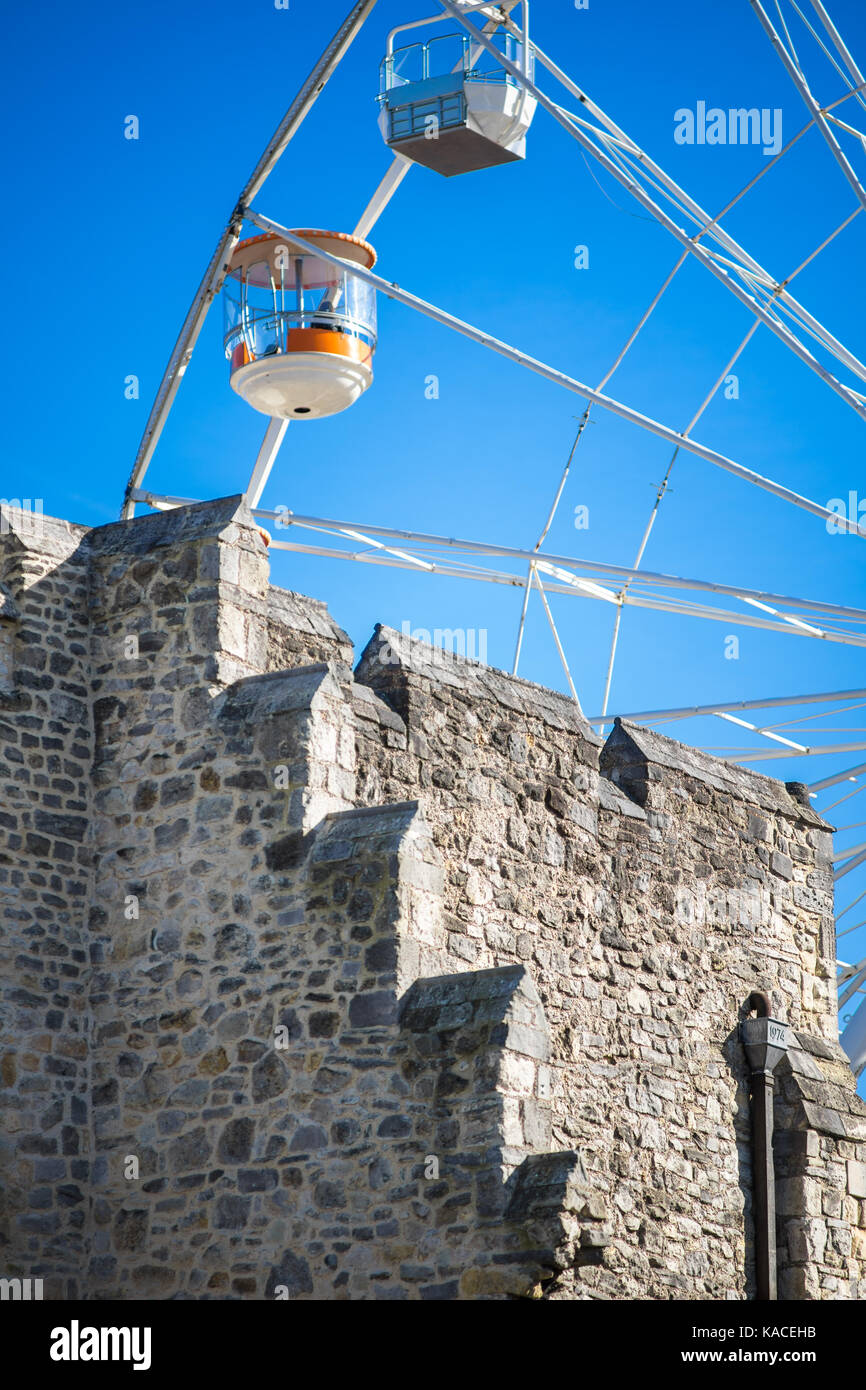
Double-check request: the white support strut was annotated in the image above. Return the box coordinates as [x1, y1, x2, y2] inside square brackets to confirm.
[354, 157, 413, 240]
[841, 994, 866, 1076]
[244, 418, 290, 509]
[811, 760, 866, 792]
[589, 688, 866, 727]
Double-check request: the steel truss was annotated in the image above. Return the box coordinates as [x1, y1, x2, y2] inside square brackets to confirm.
[130, 486, 866, 651]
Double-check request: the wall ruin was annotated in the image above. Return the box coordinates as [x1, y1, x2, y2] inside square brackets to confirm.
[1, 496, 864, 1301]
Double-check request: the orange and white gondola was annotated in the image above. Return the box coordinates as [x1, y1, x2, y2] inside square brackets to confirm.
[223, 230, 377, 421]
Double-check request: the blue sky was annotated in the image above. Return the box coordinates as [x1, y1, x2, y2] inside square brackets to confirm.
[3, 0, 866, 1075]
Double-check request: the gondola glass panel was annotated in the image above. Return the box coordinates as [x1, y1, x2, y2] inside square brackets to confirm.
[223, 231, 377, 419]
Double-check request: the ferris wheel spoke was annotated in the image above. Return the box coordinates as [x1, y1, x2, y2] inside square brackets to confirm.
[589, 688, 866, 729]
[811, 760, 866, 792]
[714, 711, 807, 752]
[798, 0, 866, 118]
[511, 561, 535, 677]
[835, 847, 866, 880]
[530, 570, 582, 710]
[826, 111, 866, 143]
[836, 884, 866, 923]
[354, 157, 413, 241]
[244, 417, 290, 509]
[773, 0, 808, 78]
[520, 184, 855, 704]
[764, 701, 866, 734]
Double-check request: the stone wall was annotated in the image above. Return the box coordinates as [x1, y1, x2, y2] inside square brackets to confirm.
[353, 624, 862, 1299]
[0, 508, 93, 1296]
[0, 496, 863, 1301]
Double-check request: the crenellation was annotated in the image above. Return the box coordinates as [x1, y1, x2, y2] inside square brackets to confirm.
[267, 586, 354, 673]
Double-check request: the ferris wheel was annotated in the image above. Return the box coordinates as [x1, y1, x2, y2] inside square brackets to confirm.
[119, 0, 866, 1082]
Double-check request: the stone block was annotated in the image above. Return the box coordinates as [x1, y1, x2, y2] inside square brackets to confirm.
[848, 1160, 866, 1199]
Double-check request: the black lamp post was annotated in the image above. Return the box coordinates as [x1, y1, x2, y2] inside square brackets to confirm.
[741, 990, 789, 1302]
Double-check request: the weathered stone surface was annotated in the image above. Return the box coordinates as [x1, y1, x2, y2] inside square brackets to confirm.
[218, 1118, 255, 1164]
[265, 1251, 314, 1299]
[848, 1161, 866, 1199]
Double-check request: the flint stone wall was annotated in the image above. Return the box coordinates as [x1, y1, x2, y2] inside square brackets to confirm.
[0, 496, 863, 1301]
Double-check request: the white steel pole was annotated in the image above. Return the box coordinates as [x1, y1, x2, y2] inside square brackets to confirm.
[840, 994, 866, 1076]
[513, 415, 589, 676]
[121, 0, 380, 518]
[533, 569, 582, 709]
[258, 538, 866, 646]
[811, 760, 866, 792]
[733, 742, 866, 763]
[714, 711, 806, 753]
[532, 162, 850, 713]
[260, 510, 866, 618]
[833, 841, 866, 865]
[835, 845, 866, 880]
[133, 486, 866, 619]
[837, 888, 866, 922]
[595, 205, 861, 726]
[354, 158, 413, 240]
[512, 562, 535, 675]
[826, 788, 866, 819]
[244, 417, 290, 509]
[588, 688, 866, 727]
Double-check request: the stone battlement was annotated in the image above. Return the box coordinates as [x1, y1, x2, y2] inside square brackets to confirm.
[0, 496, 864, 1301]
